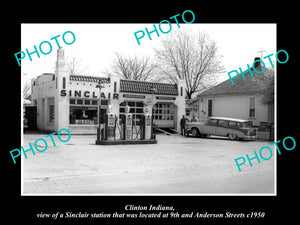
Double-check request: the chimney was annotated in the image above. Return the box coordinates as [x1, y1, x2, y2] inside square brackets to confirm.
[253, 57, 262, 72]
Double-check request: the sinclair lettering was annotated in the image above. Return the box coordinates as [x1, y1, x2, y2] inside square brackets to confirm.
[60, 90, 119, 99]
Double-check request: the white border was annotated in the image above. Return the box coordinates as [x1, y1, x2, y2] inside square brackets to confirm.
[20, 23, 277, 196]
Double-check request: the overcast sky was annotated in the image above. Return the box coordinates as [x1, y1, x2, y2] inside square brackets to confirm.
[21, 23, 276, 85]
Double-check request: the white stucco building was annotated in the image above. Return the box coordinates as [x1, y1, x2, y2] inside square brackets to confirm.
[30, 49, 186, 134]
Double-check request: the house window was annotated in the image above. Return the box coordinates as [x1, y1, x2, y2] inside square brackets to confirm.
[208, 99, 213, 117]
[185, 108, 190, 116]
[249, 97, 255, 118]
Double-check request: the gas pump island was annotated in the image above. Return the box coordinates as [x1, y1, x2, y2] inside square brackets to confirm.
[95, 105, 157, 145]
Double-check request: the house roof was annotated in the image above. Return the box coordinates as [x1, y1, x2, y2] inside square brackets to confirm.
[120, 79, 178, 96]
[198, 68, 274, 97]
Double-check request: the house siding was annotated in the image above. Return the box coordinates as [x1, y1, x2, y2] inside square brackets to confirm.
[198, 94, 271, 126]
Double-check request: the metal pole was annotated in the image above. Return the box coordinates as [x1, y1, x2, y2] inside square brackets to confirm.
[148, 84, 157, 140]
[99, 86, 101, 137]
[96, 81, 104, 143]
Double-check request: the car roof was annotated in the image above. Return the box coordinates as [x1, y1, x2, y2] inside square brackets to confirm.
[208, 117, 249, 123]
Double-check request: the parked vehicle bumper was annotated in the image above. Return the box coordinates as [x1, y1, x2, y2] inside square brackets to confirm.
[244, 135, 258, 140]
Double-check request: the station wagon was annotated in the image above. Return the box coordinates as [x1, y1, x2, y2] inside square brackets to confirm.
[185, 117, 257, 140]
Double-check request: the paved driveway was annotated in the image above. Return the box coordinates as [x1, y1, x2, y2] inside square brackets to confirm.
[22, 133, 275, 195]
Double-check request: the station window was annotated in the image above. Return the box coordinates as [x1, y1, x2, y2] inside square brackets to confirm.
[63, 77, 66, 89]
[69, 106, 98, 125]
[69, 98, 108, 125]
[119, 101, 144, 114]
[153, 103, 174, 120]
[69, 98, 108, 106]
[114, 81, 117, 92]
[119, 101, 144, 125]
[48, 97, 55, 123]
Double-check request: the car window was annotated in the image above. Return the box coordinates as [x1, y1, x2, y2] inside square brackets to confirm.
[218, 120, 228, 127]
[241, 122, 251, 128]
[206, 119, 217, 125]
[228, 121, 236, 126]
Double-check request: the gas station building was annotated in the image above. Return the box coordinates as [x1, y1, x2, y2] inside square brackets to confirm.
[30, 49, 186, 136]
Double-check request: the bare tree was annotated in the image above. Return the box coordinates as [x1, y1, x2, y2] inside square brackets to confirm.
[253, 67, 274, 104]
[104, 52, 156, 81]
[23, 81, 31, 100]
[66, 57, 87, 75]
[154, 29, 224, 99]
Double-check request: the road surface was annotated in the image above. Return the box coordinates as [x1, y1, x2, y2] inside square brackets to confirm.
[22, 133, 275, 195]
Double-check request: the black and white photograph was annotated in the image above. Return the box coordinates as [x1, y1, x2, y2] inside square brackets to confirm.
[5, 5, 298, 225]
[21, 23, 276, 195]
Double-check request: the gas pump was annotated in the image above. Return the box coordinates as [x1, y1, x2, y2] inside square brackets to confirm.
[125, 114, 133, 140]
[115, 116, 121, 140]
[120, 113, 132, 140]
[140, 115, 145, 140]
[120, 114, 132, 140]
[140, 113, 152, 140]
[144, 114, 152, 140]
[104, 113, 116, 140]
[122, 105, 132, 140]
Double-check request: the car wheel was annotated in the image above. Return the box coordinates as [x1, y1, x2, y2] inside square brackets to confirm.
[192, 128, 199, 137]
[228, 133, 237, 140]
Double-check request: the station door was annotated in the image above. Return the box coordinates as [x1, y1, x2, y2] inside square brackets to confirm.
[24, 106, 37, 130]
[153, 102, 175, 128]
